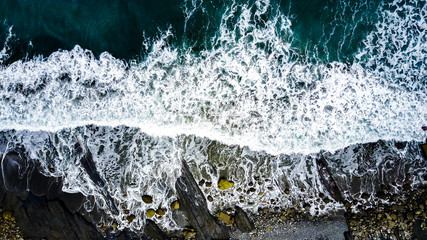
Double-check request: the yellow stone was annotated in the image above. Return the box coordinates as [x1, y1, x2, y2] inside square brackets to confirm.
[183, 230, 196, 239]
[156, 208, 166, 215]
[171, 200, 180, 210]
[217, 212, 233, 226]
[146, 209, 155, 218]
[2, 211, 12, 220]
[218, 179, 234, 190]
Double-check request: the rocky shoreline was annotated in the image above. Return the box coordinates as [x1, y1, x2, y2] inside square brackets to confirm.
[0, 132, 426, 239]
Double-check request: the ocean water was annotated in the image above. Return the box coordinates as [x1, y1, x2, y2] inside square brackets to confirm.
[0, 0, 426, 232]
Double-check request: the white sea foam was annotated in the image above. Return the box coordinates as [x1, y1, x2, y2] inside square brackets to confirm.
[0, 25, 13, 64]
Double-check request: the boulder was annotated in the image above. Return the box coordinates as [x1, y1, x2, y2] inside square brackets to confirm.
[28, 166, 52, 197]
[1, 150, 29, 196]
[146, 209, 155, 218]
[60, 192, 85, 213]
[234, 206, 254, 232]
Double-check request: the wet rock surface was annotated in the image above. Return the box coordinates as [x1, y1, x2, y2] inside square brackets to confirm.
[234, 206, 255, 233]
[0, 130, 426, 239]
[0, 145, 143, 240]
[76, 140, 119, 215]
[175, 160, 230, 239]
[143, 219, 167, 240]
[0, 148, 104, 239]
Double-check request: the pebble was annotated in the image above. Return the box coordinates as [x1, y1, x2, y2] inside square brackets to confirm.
[171, 200, 180, 210]
[142, 195, 153, 204]
[146, 209, 155, 218]
[218, 179, 234, 190]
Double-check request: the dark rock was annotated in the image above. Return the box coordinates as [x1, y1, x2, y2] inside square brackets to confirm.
[143, 219, 167, 240]
[420, 143, 427, 161]
[45, 177, 63, 200]
[78, 196, 105, 224]
[402, 183, 411, 191]
[0, 147, 104, 240]
[343, 231, 353, 240]
[234, 206, 254, 233]
[175, 160, 229, 240]
[360, 193, 370, 200]
[322, 141, 426, 203]
[395, 142, 404, 149]
[77, 143, 106, 188]
[28, 166, 52, 197]
[412, 219, 427, 240]
[316, 157, 344, 202]
[61, 192, 85, 213]
[2, 191, 103, 240]
[76, 140, 119, 215]
[375, 191, 387, 199]
[422, 126, 427, 131]
[114, 229, 143, 240]
[1, 150, 30, 196]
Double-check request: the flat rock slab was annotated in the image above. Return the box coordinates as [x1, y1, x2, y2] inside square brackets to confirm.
[234, 206, 255, 233]
[175, 160, 229, 240]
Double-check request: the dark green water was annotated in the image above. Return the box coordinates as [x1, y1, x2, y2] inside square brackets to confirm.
[0, 0, 185, 59]
[0, 0, 381, 63]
